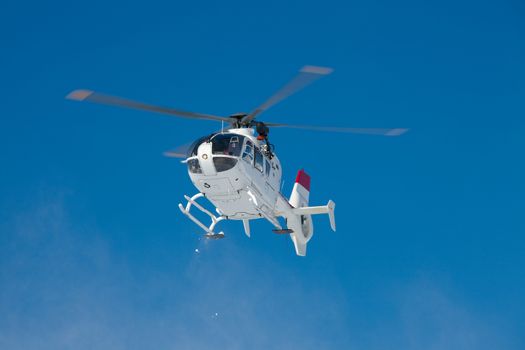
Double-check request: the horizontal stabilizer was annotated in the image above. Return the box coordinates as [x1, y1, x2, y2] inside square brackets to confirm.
[291, 200, 336, 231]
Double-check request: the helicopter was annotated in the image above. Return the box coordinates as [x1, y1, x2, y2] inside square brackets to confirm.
[66, 65, 407, 256]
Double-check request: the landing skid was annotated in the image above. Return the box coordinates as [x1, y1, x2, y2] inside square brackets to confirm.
[272, 228, 293, 234]
[204, 232, 225, 239]
[178, 193, 226, 238]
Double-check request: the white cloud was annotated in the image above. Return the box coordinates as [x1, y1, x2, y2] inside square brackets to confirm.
[0, 189, 518, 350]
[0, 190, 349, 350]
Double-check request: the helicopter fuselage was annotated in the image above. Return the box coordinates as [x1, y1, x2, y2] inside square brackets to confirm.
[180, 126, 335, 256]
[185, 128, 284, 224]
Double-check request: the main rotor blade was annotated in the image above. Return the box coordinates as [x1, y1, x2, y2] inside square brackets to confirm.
[163, 148, 190, 159]
[163, 151, 187, 158]
[241, 65, 333, 125]
[163, 140, 195, 158]
[163, 128, 224, 159]
[266, 123, 409, 136]
[66, 89, 234, 123]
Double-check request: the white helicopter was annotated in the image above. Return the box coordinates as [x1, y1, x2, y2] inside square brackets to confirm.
[67, 66, 407, 256]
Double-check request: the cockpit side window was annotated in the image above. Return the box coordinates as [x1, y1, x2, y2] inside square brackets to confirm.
[265, 159, 270, 177]
[187, 159, 202, 173]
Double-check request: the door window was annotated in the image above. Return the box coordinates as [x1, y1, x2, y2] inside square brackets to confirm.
[254, 147, 263, 172]
[242, 140, 253, 162]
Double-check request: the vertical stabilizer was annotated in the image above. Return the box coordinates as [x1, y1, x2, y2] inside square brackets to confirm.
[291, 234, 307, 256]
[289, 169, 310, 207]
[287, 169, 314, 256]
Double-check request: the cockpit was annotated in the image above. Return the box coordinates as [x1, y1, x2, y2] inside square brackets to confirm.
[210, 133, 244, 172]
[187, 133, 246, 174]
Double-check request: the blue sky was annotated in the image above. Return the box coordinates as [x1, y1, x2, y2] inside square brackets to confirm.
[1, 0, 524, 349]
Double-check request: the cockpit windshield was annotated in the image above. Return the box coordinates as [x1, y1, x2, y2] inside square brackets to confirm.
[211, 134, 244, 157]
[186, 133, 246, 174]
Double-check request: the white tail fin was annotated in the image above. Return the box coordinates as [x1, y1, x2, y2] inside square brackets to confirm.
[291, 234, 307, 256]
[289, 169, 310, 208]
[285, 169, 336, 256]
[287, 170, 313, 256]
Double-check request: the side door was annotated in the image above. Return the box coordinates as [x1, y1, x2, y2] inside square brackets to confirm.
[264, 158, 278, 208]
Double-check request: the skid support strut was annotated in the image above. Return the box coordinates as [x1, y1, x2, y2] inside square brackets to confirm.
[178, 193, 226, 239]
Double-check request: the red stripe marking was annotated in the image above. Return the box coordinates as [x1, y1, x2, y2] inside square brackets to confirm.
[295, 169, 311, 191]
